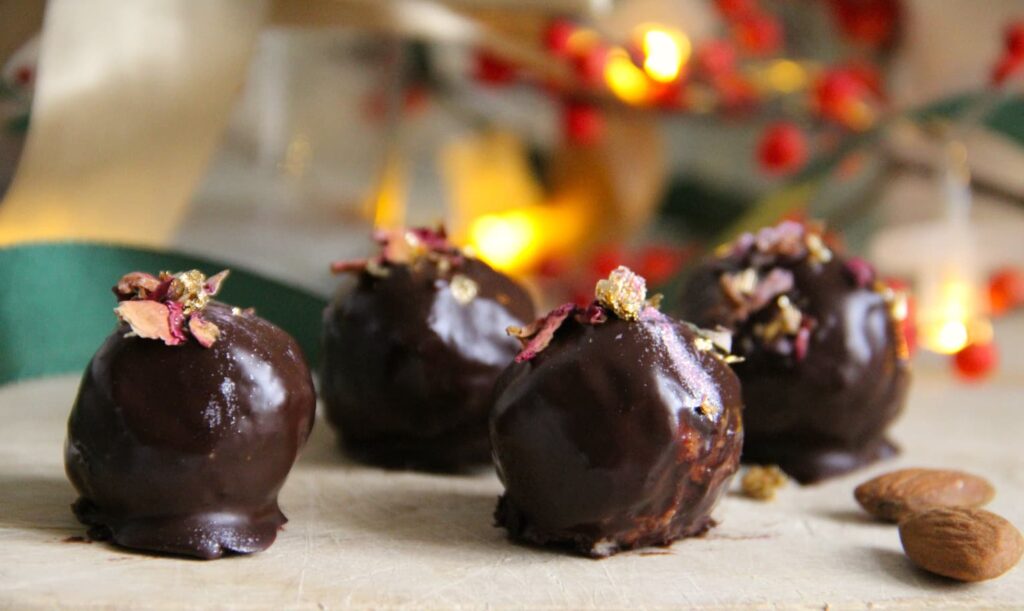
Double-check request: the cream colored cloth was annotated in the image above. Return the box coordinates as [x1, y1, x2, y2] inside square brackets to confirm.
[0, 0, 267, 246]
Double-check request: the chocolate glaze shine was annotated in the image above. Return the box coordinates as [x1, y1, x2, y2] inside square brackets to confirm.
[322, 257, 535, 471]
[679, 251, 911, 484]
[491, 314, 743, 557]
[65, 302, 316, 559]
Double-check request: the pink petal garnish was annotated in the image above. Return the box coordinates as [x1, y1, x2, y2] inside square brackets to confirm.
[329, 259, 370, 274]
[115, 301, 181, 345]
[844, 257, 875, 288]
[165, 301, 187, 345]
[508, 302, 576, 363]
[372, 226, 455, 264]
[794, 325, 811, 361]
[577, 302, 608, 325]
[148, 276, 174, 302]
[203, 270, 230, 296]
[188, 314, 221, 348]
[730, 232, 755, 257]
[113, 272, 161, 299]
[407, 226, 450, 251]
[748, 268, 795, 311]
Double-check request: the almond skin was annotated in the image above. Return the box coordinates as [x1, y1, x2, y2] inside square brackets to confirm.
[854, 468, 995, 522]
[899, 507, 1023, 582]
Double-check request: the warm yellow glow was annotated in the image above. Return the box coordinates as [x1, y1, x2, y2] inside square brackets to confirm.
[371, 153, 407, 230]
[605, 49, 650, 105]
[638, 25, 690, 83]
[468, 211, 540, 273]
[919, 277, 976, 354]
[766, 60, 807, 93]
[567, 28, 600, 53]
[930, 320, 969, 354]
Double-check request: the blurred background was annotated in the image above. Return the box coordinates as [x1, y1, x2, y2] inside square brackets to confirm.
[2, 0, 1024, 381]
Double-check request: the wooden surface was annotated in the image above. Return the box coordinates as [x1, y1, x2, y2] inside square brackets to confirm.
[1, 363, 1023, 609]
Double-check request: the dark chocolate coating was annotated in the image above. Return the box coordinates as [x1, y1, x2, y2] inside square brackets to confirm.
[678, 256, 910, 484]
[65, 302, 316, 559]
[321, 258, 535, 471]
[491, 314, 743, 557]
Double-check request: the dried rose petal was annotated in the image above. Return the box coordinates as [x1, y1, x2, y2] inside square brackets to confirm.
[115, 300, 181, 346]
[203, 270, 230, 296]
[509, 303, 576, 363]
[730, 232, 755, 258]
[577, 303, 608, 325]
[165, 301, 187, 345]
[844, 257, 875, 288]
[188, 314, 221, 348]
[330, 259, 371, 274]
[407, 226, 450, 251]
[748, 220, 808, 259]
[114, 272, 161, 299]
[794, 325, 811, 361]
[748, 268, 795, 311]
[148, 276, 174, 303]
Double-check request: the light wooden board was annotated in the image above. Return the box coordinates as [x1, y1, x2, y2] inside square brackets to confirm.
[1, 364, 1023, 609]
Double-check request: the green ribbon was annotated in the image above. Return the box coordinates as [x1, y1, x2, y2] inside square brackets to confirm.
[0, 242, 328, 385]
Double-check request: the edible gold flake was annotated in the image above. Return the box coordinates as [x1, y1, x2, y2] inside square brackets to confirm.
[741, 465, 788, 501]
[435, 256, 452, 274]
[450, 273, 479, 305]
[757, 295, 803, 342]
[366, 259, 391, 278]
[171, 270, 210, 314]
[694, 337, 714, 352]
[595, 266, 648, 321]
[805, 233, 833, 264]
[699, 397, 721, 419]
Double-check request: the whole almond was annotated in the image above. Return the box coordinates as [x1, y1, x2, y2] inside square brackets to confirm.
[854, 468, 995, 522]
[899, 507, 1023, 582]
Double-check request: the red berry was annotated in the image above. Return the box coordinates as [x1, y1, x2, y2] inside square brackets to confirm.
[988, 266, 1024, 315]
[992, 53, 1023, 86]
[953, 342, 999, 381]
[14, 66, 32, 86]
[695, 40, 737, 78]
[563, 101, 604, 146]
[814, 68, 869, 124]
[734, 13, 782, 56]
[1005, 21, 1024, 57]
[590, 246, 625, 278]
[572, 45, 609, 87]
[842, 61, 886, 99]
[757, 122, 808, 175]
[635, 246, 686, 285]
[715, 0, 757, 21]
[714, 73, 758, 110]
[828, 0, 900, 47]
[534, 255, 568, 278]
[544, 18, 577, 56]
[474, 51, 517, 85]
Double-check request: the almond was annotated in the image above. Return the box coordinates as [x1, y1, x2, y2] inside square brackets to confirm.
[899, 507, 1023, 582]
[854, 468, 995, 522]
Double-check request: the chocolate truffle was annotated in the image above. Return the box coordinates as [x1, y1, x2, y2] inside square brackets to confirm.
[491, 266, 743, 557]
[65, 270, 316, 559]
[322, 227, 535, 471]
[677, 221, 911, 483]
